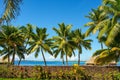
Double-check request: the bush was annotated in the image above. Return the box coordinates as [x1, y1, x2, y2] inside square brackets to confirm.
[33, 66, 51, 79]
[0, 65, 13, 78]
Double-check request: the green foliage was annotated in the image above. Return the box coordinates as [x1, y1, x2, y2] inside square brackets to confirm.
[52, 23, 75, 65]
[0, 66, 13, 78]
[33, 66, 51, 79]
[0, 66, 120, 80]
[113, 72, 120, 80]
[27, 27, 52, 66]
[85, 0, 120, 64]
[1, 0, 22, 23]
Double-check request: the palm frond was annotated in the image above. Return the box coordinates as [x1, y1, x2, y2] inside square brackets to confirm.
[35, 47, 40, 58]
[2, 0, 22, 22]
[85, 26, 95, 37]
[106, 23, 120, 46]
[92, 49, 108, 56]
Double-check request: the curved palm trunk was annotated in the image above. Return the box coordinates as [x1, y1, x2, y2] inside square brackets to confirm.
[78, 52, 80, 65]
[41, 49, 47, 66]
[18, 38, 30, 66]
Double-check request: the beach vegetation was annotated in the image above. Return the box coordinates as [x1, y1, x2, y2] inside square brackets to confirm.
[0, 25, 25, 65]
[27, 27, 52, 66]
[52, 23, 76, 66]
[0, 0, 22, 24]
[70, 29, 92, 65]
[85, 0, 120, 65]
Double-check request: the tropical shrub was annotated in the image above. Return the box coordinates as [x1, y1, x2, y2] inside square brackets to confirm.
[0, 65, 13, 78]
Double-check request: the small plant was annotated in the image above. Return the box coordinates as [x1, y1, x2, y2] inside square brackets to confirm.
[33, 66, 43, 79]
[0, 65, 13, 78]
[113, 71, 120, 80]
[73, 64, 91, 80]
[33, 66, 51, 79]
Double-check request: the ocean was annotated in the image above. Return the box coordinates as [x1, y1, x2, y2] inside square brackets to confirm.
[14, 60, 120, 66]
[14, 60, 85, 66]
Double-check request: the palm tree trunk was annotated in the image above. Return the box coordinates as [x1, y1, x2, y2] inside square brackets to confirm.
[11, 47, 16, 65]
[101, 42, 103, 49]
[62, 57, 65, 65]
[8, 55, 10, 64]
[78, 52, 80, 65]
[18, 38, 29, 66]
[11, 53, 15, 65]
[66, 54, 68, 66]
[7, 47, 10, 65]
[18, 58, 22, 66]
[41, 49, 47, 66]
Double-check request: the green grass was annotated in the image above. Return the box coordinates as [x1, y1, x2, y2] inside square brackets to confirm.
[0, 78, 35, 80]
[0, 78, 62, 80]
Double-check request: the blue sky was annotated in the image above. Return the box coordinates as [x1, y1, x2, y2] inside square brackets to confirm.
[1, 0, 103, 61]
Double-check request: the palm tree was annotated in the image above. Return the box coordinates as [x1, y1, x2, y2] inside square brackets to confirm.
[92, 47, 120, 65]
[86, 0, 120, 47]
[18, 24, 34, 65]
[92, 32, 120, 65]
[0, 25, 25, 65]
[70, 29, 92, 65]
[85, 8, 109, 49]
[28, 27, 52, 66]
[52, 23, 75, 66]
[0, 0, 22, 24]
[85, 8, 108, 37]
[16, 45, 26, 65]
[98, 0, 120, 46]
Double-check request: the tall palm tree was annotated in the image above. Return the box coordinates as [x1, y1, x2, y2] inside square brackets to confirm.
[98, 0, 120, 46]
[0, 25, 25, 65]
[85, 8, 109, 49]
[85, 0, 120, 65]
[52, 23, 75, 66]
[70, 29, 92, 65]
[86, 0, 120, 47]
[0, 0, 22, 24]
[28, 27, 52, 66]
[18, 24, 34, 65]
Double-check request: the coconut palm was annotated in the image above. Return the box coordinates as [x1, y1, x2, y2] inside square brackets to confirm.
[98, 0, 120, 46]
[18, 24, 34, 65]
[0, 25, 25, 64]
[92, 47, 120, 65]
[52, 23, 75, 66]
[28, 27, 52, 66]
[85, 8, 108, 37]
[0, 0, 22, 24]
[86, 0, 120, 47]
[70, 29, 92, 65]
[85, 8, 109, 49]
[92, 32, 120, 65]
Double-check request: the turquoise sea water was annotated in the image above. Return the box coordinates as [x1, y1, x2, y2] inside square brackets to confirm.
[14, 60, 85, 66]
